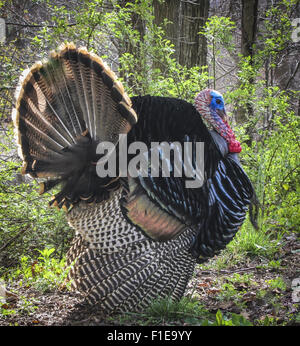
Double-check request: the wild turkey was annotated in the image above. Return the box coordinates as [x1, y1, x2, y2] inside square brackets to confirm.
[12, 43, 255, 314]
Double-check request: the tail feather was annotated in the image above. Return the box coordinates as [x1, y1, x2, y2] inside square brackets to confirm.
[13, 43, 138, 205]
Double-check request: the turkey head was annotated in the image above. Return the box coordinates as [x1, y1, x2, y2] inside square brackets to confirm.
[194, 89, 241, 153]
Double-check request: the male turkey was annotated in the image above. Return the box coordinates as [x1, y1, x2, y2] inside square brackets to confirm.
[13, 43, 255, 314]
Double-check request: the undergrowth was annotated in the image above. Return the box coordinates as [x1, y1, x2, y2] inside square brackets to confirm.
[0, 247, 72, 319]
[1, 247, 71, 294]
[108, 296, 253, 326]
[227, 219, 282, 259]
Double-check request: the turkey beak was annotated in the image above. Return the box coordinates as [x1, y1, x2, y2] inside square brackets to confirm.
[217, 108, 228, 123]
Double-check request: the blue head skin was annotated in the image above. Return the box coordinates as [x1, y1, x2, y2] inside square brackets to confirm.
[209, 90, 226, 120]
[208, 90, 228, 138]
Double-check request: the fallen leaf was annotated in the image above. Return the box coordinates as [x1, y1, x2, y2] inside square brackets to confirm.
[198, 282, 210, 287]
[207, 287, 221, 295]
[242, 292, 256, 301]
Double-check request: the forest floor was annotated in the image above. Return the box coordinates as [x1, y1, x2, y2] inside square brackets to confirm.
[0, 232, 299, 326]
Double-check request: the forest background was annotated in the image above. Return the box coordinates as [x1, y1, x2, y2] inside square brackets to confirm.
[0, 0, 299, 326]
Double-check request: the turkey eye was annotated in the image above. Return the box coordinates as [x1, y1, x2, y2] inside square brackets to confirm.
[216, 99, 221, 104]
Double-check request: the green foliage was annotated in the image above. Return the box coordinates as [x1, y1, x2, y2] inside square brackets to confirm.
[145, 296, 206, 323]
[0, 129, 74, 272]
[0, 294, 37, 318]
[212, 309, 252, 326]
[0, 305, 15, 317]
[3, 247, 72, 293]
[146, 297, 253, 326]
[227, 219, 281, 258]
[111, 296, 253, 326]
[201, 16, 236, 50]
[0, 247, 71, 319]
[200, 16, 236, 88]
[230, 74, 300, 232]
[256, 315, 278, 326]
[214, 273, 255, 310]
[266, 277, 287, 292]
[261, 1, 296, 66]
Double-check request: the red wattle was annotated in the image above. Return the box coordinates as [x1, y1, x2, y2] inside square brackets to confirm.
[229, 140, 242, 153]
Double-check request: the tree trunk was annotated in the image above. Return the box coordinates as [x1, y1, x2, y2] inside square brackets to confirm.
[237, 0, 258, 126]
[241, 0, 258, 60]
[153, 0, 209, 69]
[153, 0, 180, 64]
[178, 0, 209, 69]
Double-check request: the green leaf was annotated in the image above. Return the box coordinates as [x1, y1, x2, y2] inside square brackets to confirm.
[215, 310, 223, 326]
[282, 183, 289, 191]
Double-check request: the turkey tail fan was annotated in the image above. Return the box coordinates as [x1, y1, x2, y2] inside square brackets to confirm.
[66, 189, 197, 314]
[12, 43, 137, 207]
